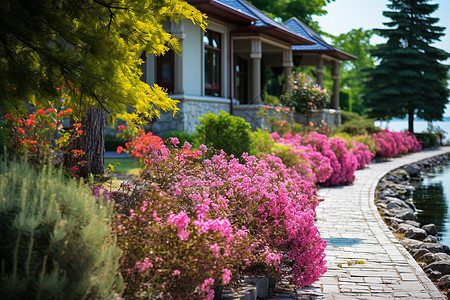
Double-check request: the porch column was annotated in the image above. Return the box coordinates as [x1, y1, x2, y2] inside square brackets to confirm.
[317, 55, 324, 87]
[250, 39, 262, 104]
[172, 21, 185, 94]
[332, 60, 340, 109]
[283, 49, 293, 91]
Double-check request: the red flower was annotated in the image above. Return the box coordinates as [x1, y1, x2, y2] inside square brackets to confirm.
[74, 123, 82, 129]
[17, 128, 25, 134]
[118, 125, 126, 131]
[77, 130, 83, 134]
[5, 113, 11, 119]
[64, 108, 72, 114]
[50, 123, 56, 127]
[37, 108, 46, 115]
[29, 114, 35, 119]
[47, 108, 56, 113]
[117, 146, 124, 154]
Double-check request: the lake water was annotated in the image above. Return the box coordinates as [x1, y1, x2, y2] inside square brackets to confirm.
[411, 163, 450, 246]
[374, 117, 450, 142]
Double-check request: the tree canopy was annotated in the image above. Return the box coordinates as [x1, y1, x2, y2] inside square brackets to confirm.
[0, 0, 206, 123]
[364, 0, 449, 133]
[247, 0, 334, 27]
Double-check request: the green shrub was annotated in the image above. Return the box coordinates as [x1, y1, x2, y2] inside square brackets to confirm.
[196, 111, 252, 157]
[415, 132, 438, 148]
[104, 133, 125, 151]
[0, 160, 123, 299]
[338, 111, 380, 135]
[163, 130, 198, 147]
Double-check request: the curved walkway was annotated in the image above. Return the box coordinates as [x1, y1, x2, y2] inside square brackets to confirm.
[304, 147, 450, 300]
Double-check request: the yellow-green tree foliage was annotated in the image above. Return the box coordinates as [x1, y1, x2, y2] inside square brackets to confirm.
[0, 0, 206, 122]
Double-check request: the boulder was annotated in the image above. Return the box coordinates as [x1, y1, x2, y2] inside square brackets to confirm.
[395, 210, 417, 221]
[401, 238, 449, 254]
[424, 235, 439, 243]
[396, 223, 419, 234]
[404, 227, 428, 241]
[385, 197, 410, 209]
[377, 189, 399, 199]
[424, 261, 450, 275]
[405, 220, 421, 228]
[422, 253, 436, 264]
[412, 248, 431, 260]
[429, 270, 443, 282]
[438, 275, 450, 289]
[386, 202, 401, 210]
[422, 224, 438, 236]
[384, 216, 405, 225]
[404, 164, 421, 177]
[433, 253, 450, 262]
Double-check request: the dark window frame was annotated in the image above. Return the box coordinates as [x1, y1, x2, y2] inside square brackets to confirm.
[156, 50, 174, 94]
[204, 30, 222, 97]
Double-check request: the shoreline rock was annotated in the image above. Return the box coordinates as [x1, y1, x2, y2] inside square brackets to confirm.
[376, 152, 450, 298]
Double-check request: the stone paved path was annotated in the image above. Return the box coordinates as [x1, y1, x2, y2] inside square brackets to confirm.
[295, 147, 450, 300]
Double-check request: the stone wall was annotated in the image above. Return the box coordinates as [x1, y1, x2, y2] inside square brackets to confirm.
[232, 104, 266, 130]
[150, 96, 230, 137]
[293, 109, 341, 128]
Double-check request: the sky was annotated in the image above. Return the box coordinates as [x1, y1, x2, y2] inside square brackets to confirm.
[313, 0, 450, 116]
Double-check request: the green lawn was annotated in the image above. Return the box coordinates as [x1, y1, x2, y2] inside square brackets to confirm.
[104, 158, 141, 176]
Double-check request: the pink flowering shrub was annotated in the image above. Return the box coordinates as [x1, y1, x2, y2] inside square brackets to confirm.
[350, 141, 374, 169]
[114, 182, 254, 299]
[373, 129, 421, 158]
[275, 132, 357, 186]
[113, 133, 327, 297]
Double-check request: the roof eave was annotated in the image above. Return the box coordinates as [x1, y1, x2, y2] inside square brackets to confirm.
[232, 25, 314, 46]
[188, 0, 257, 25]
[293, 49, 358, 61]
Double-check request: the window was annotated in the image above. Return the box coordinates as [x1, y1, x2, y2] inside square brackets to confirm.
[204, 31, 221, 97]
[157, 50, 174, 94]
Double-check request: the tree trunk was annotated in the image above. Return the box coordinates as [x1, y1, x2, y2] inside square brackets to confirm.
[408, 110, 414, 134]
[64, 107, 105, 177]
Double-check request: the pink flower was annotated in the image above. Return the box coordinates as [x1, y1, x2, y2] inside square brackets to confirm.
[135, 257, 153, 273]
[169, 137, 180, 145]
[172, 270, 181, 276]
[222, 268, 232, 285]
[117, 146, 124, 154]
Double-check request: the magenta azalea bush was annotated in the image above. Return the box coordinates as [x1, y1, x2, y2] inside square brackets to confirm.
[111, 136, 327, 298]
[273, 132, 358, 186]
[373, 129, 421, 158]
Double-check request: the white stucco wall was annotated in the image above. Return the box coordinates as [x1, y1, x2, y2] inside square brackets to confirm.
[182, 22, 203, 96]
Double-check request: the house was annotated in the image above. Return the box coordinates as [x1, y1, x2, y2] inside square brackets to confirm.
[142, 0, 356, 136]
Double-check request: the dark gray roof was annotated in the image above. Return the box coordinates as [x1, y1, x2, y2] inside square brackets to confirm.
[285, 17, 357, 61]
[214, 0, 314, 45]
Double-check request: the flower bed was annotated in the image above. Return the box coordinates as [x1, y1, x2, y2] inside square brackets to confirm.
[373, 129, 422, 158]
[112, 135, 327, 298]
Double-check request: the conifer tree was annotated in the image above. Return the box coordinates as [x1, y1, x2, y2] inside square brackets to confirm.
[0, 0, 205, 174]
[364, 0, 449, 133]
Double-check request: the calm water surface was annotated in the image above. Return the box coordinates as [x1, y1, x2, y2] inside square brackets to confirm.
[411, 163, 450, 246]
[375, 117, 450, 141]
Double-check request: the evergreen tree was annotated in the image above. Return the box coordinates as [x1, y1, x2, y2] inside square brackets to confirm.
[0, 0, 205, 174]
[364, 0, 449, 133]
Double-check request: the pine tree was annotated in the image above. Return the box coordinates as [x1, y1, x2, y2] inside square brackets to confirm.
[0, 0, 206, 174]
[364, 0, 449, 133]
